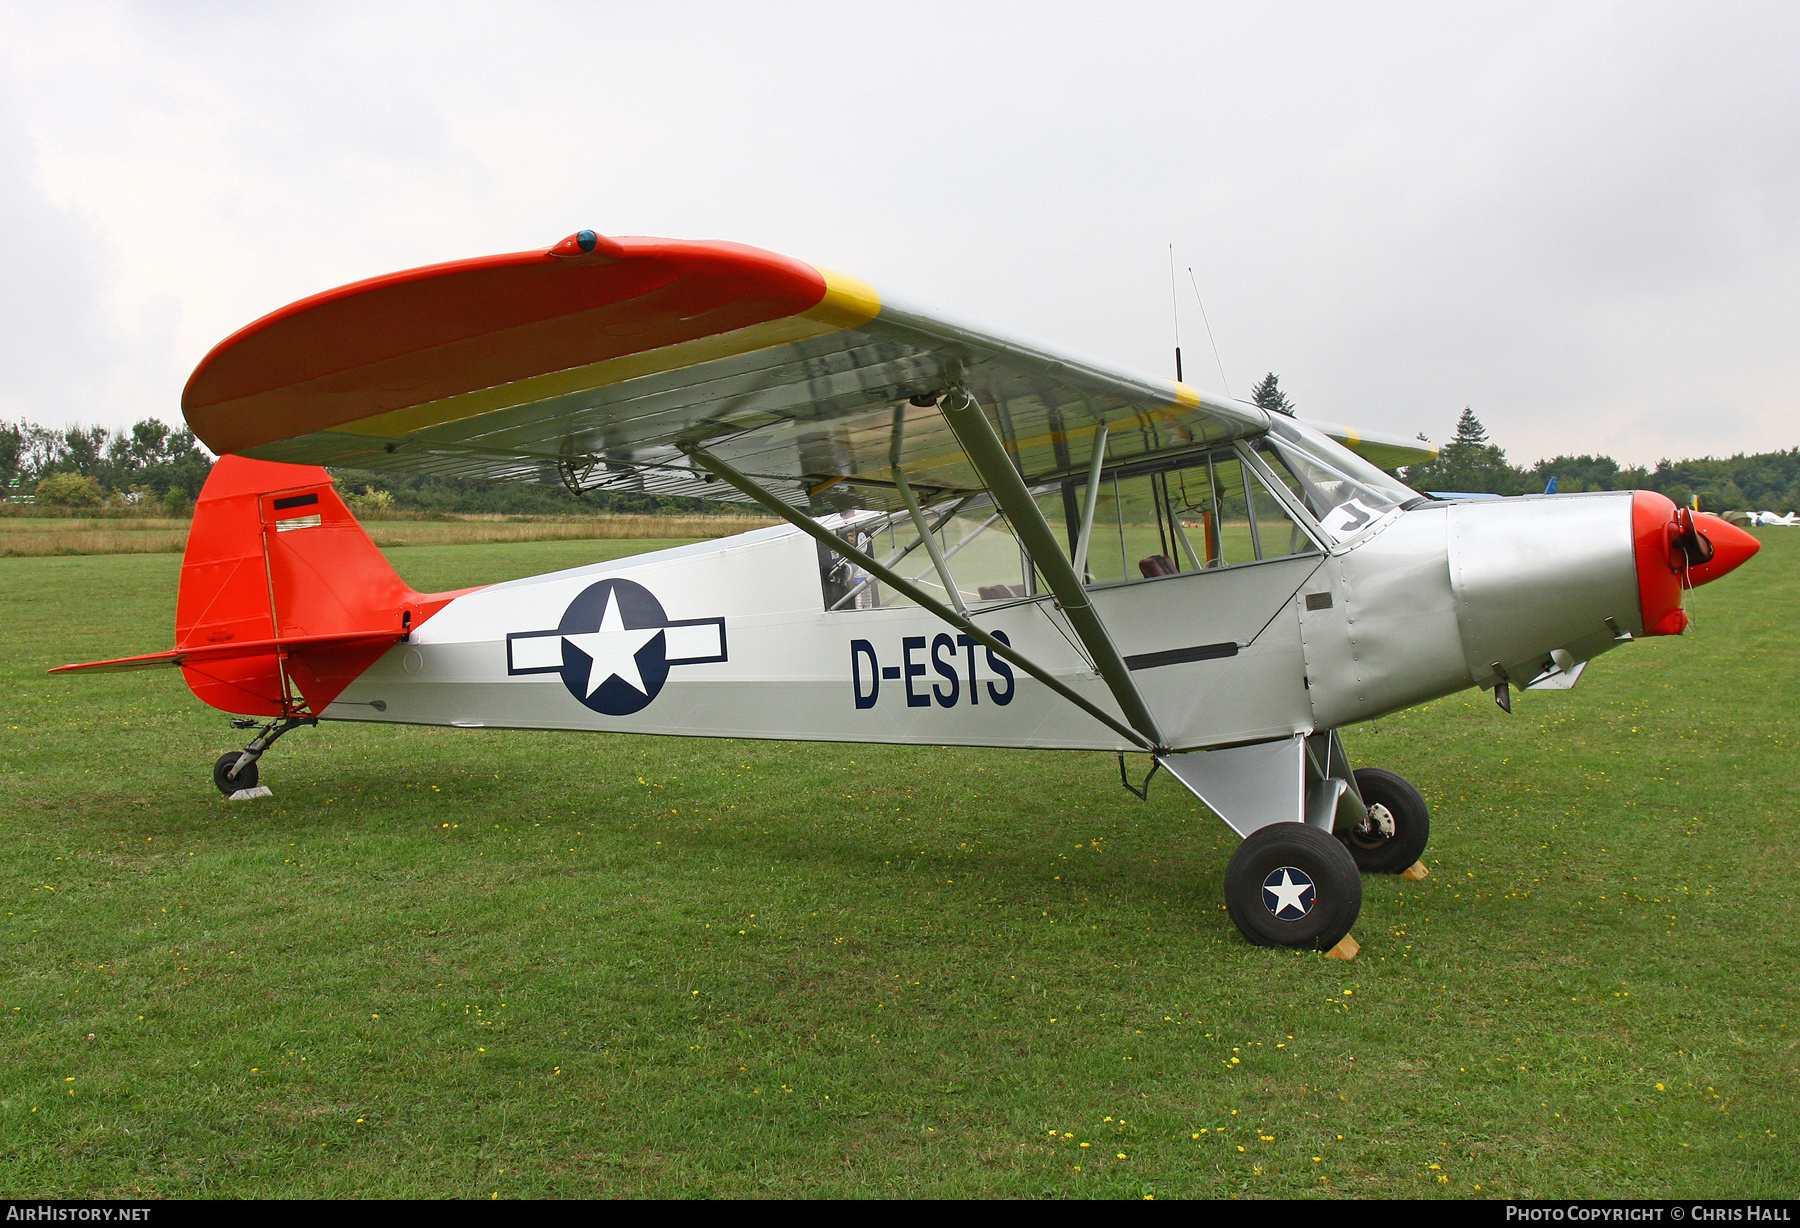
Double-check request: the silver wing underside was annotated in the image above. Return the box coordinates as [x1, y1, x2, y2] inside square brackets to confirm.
[243, 292, 1268, 512]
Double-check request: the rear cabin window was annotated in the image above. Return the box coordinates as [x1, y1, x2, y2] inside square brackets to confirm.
[821, 504, 1034, 611]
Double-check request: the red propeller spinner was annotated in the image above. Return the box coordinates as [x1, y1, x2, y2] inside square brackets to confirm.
[1631, 491, 1761, 636]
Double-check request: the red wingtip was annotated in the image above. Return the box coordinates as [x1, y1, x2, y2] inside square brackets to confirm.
[1686, 513, 1761, 587]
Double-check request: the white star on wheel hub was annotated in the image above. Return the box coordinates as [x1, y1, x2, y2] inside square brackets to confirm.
[1264, 868, 1313, 918]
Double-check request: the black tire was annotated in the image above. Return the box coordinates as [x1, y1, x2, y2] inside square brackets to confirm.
[213, 752, 258, 795]
[1224, 823, 1362, 950]
[1342, 768, 1429, 873]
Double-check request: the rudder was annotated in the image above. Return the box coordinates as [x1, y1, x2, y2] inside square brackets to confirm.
[176, 456, 461, 715]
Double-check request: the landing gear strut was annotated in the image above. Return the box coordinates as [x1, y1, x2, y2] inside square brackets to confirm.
[212, 716, 315, 796]
[1340, 767, 1430, 873]
[1162, 732, 1429, 950]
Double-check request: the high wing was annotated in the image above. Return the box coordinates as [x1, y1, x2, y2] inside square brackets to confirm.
[1307, 421, 1437, 473]
[182, 231, 1432, 509]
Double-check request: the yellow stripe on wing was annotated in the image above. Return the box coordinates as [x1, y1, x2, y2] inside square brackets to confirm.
[809, 267, 882, 329]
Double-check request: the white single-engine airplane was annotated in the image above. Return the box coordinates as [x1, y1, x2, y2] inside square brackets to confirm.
[55, 231, 1761, 953]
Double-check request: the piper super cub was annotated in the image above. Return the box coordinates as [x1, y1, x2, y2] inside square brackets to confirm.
[55, 230, 1761, 952]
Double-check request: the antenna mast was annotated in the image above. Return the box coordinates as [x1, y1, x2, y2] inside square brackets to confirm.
[1168, 245, 1183, 383]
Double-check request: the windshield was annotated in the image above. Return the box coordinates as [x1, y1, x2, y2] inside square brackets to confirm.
[1253, 418, 1420, 542]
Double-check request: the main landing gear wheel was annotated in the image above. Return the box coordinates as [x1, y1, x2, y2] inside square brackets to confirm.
[213, 752, 258, 795]
[1224, 823, 1362, 950]
[1342, 768, 1430, 873]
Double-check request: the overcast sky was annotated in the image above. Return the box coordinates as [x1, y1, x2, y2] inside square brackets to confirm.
[1, 1, 1795, 467]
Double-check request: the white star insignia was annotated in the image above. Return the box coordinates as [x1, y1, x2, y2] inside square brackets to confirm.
[1265, 869, 1312, 917]
[561, 590, 662, 697]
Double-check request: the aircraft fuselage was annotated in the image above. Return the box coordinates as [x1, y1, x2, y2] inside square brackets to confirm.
[322, 491, 1645, 753]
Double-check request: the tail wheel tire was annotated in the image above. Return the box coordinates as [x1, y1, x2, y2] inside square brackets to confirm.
[1342, 767, 1430, 873]
[213, 752, 258, 795]
[1224, 822, 1362, 950]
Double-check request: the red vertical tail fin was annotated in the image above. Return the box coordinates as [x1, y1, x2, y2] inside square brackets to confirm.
[175, 456, 464, 715]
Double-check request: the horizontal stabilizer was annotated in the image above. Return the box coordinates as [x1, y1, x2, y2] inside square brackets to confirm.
[51, 630, 404, 675]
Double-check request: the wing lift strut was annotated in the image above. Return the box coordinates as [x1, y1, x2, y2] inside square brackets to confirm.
[680, 387, 1167, 755]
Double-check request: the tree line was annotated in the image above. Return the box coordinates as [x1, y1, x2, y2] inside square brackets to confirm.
[0, 419, 212, 511]
[0, 418, 734, 516]
[7, 395, 1797, 516]
[1251, 376, 1799, 513]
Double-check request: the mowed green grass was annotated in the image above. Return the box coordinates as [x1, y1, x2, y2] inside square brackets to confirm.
[0, 532, 1795, 1199]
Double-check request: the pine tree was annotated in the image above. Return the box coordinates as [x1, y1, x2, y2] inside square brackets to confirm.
[1401, 408, 1520, 495]
[1449, 407, 1488, 449]
[1250, 373, 1295, 417]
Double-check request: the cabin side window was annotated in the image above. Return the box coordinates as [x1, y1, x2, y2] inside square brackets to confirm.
[817, 446, 1321, 610]
[1066, 448, 1319, 585]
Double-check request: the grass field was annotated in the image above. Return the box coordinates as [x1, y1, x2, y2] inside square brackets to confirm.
[0, 518, 194, 558]
[0, 532, 1795, 1199]
[0, 514, 775, 558]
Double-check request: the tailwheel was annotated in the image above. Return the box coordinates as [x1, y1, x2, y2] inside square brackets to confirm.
[211, 715, 315, 796]
[1342, 768, 1430, 873]
[213, 752, 258, 795]
[1224, 822, 1361, 950]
